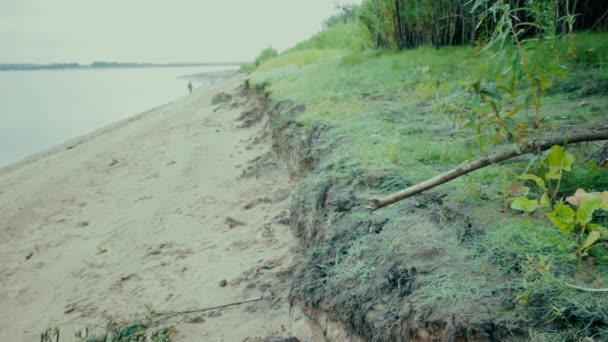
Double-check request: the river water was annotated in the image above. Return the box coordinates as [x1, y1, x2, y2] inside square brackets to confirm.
[0, 66, 236, 167]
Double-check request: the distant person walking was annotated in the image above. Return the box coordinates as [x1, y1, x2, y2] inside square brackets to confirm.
[187, 81, 193, 94]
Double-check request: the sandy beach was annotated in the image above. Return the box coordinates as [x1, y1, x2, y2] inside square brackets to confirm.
[0, 74, 314, 341]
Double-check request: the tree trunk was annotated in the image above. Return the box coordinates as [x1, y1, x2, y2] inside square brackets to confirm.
[394, 0, 404, 49]
[470, 6, 476, 47]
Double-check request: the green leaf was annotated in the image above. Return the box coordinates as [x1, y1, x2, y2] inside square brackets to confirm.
[545, 146, 575, 179]
[588, 224, 608, 239]
[576, 197, 603, 225]
[479, 82, 502, 100]
[589, 245, 608, 263]
[583, 231, 600, 250]
[512, 50, 521, 77]
[511, 197, 539, 213]
[520, 173, 546, 190]
[524, 94, 533, 108]
[547, 203, 575, 234]
[547, 65, 568, 78]
[506, 106, 523, 118]
[540, 192, 552, 209]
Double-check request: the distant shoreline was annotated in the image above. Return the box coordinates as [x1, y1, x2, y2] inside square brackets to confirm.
[179, 69, 240, 80]
[0, 61, 245, 72]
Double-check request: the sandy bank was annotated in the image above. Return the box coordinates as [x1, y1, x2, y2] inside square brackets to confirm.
[0, 74, 314, 341]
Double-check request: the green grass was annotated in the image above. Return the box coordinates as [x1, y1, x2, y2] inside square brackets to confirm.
[251, 31, 608, 194]
[287, 22, 369, 52]
[257, 49, 345, 72]
[475, 219, 608, 339]
[415, 271, 487, 306]
[250, 26, 608, 339]
[251, 46, 488, 195]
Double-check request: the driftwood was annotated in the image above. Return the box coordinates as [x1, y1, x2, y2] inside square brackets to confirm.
[368, 131, 608, 211]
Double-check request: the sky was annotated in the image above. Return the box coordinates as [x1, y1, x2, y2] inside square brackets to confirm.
[0, 0, 360, 64]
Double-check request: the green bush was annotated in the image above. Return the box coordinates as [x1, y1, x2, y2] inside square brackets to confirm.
[240, 47, 279, 73]
[288, 22, 368, 52]
[255, 47, 278, 67]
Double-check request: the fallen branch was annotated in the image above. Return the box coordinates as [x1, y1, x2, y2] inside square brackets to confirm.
[153, 296, 263, 324]
[368, 130, 608, 211]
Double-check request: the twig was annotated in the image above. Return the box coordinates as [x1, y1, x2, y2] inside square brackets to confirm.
[564, 282, 608, 293]
[153, 296, 263, 324]
[368, 130, 608, 211]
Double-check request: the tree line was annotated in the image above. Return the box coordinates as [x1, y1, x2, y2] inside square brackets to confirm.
[329, 0, 608, 49]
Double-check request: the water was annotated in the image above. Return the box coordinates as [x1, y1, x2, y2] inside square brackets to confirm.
[0, 66, 236, 167]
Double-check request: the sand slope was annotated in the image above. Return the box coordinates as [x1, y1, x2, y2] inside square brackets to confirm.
[0, 75, 314, 341]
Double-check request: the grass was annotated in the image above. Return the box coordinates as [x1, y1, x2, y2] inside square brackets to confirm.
[249, 26, 608, 339]
[42, 309, 175, 342]
[287, 22, 369, 52]
[475, 218, 608, 339]
[415, 271, 487, 306]
[257, 49, 346, 72]
[252, 49, 480, 188]
[251, 30, 608, 200]
[475, 220, 579, 273]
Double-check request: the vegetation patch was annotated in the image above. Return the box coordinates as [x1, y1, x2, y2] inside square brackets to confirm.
[41, 309, 175, 342]
[242, 1, 608, 340]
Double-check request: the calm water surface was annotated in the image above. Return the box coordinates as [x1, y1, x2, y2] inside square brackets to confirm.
[0, 66, 235, 167]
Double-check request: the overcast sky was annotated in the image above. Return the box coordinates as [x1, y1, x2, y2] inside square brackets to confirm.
[0, 0, 360, 64]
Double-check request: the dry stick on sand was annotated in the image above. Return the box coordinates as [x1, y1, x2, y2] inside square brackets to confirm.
[368, 130, 608, 212]
[153, 296, 263, 325]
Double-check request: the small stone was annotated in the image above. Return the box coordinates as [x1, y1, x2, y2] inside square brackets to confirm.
[219, 279, 228, 287]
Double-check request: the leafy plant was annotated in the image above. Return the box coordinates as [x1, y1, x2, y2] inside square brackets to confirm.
[547, 195, 607, 263]
[450, 0, 568, 155]
[240, 47, 279, 73]
[509, 146, 608, 265]
[414, 65, 450, 100]
[65, 308, 175, 342]
[254, 47, 278, 67]
[510, 145, 574, 213]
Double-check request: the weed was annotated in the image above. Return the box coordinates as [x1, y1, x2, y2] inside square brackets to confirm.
[43, 308, 175, 342]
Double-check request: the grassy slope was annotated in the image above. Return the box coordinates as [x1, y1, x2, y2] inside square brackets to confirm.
[250, 23, 608, 340]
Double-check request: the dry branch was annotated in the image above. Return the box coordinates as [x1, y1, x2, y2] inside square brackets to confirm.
[368, 131, 608, 211]
[153, 296, 263, 324]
